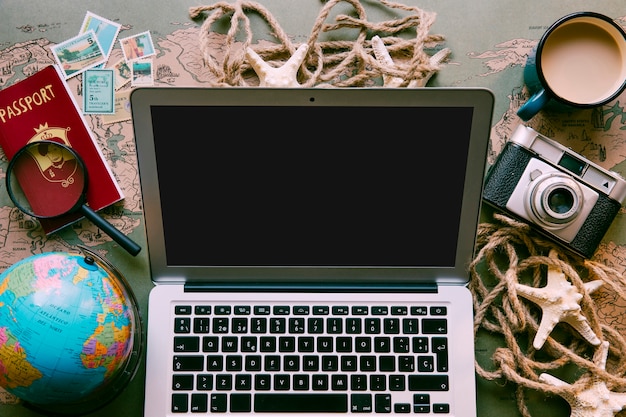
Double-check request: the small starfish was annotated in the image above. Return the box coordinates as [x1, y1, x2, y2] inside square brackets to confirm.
[245, 43, 309, 87]
[370, 35, 450, 87]
[514, 249, 603, 349]
[539, 341, 626, 417]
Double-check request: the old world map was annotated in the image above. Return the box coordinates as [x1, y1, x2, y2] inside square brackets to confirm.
[0, 3, 625, 415]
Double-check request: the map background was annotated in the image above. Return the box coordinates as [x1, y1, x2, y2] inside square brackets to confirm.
[1, 0, 625, 416]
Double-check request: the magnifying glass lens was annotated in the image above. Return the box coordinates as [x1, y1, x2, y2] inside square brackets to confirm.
[6, 140, 141, 256]
[7, 141, 86, 218]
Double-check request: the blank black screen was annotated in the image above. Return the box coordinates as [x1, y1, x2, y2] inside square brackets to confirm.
[150, 105, 473, 267]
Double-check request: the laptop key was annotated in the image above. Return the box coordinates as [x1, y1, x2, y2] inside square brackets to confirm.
[389, 375, 405, 391]
[193, 317, 209, 333]
[408, 375, 449, 391]
[202, 336, 218, 352]
[274, 306, 290, 315]
[365, 318, 381, 334]
[210, 394, 227, 412]
[190, 393, 208, 412]
[327, 317, 342, 333]
[254, 306, 270, 315]
[346, 318, 362, 334]
[171, 393, 188, 412]
[332, 306, 349, 315]
[414, 394, 430, 405]
[417, 355, 435, 372]
[372, 306, 388, 315]
[232, 317, 248, 333]
[433, 403, 450, 413]
[411, 306, 428, 315]
[175, 305, 191, 315]
[196, 374, 213, 390]
[293, 305, 309, 315]
[172, 374, 193, 390]
[422, 318, 447, 334]
[391, 306, 408, 315]
[403, 318, 419, 334]
[234, 305, 251, 315]
[254, 393, 348, 412]
[212, 317, 229, 333]
[351, 393, 372, 412]
[173, 317, 190, 333]
[194, 305, 211, 315]
[251, 317, 267, 333]
[173, 355, 203, 371]
[375, 393, 392, 413]
[379, 356, 395, 372]
[270, 318, 286, 333]
[173, 336, 199, 352]
[432, 337, 449, 372]
[352, 306, 368, 315]
[215, 306, 231, 315]
[430, 306, 447, 315]
[231, 393, 252, 412]
[307, 317, 324, 333]
[313, 306, 329, 315]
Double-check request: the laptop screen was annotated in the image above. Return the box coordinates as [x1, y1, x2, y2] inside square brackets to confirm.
[131, 88, 493, 286]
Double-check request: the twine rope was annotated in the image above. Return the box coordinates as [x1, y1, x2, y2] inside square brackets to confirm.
[189, 0, 447, 87]
[470, 213, 626, 416]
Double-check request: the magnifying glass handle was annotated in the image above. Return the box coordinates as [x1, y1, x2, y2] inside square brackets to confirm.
[80, 205, 142, 256]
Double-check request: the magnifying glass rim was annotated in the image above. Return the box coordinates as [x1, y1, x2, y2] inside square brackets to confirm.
[5, 139, 90, 219]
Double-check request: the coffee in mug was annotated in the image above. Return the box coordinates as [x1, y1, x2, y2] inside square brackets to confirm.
[517, 11, 626, 121]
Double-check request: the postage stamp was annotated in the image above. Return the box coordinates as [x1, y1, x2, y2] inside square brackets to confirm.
[102, 90, 132, 124]
[131, 58, 154, 86]
[79, 11, 121, 67]
[110, 58, 131, 89]
[82, 69, 115, 114]
[52, 30, 106, 78]
[119, 31, 156, 62]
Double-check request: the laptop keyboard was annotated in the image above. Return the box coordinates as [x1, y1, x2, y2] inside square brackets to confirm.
[170, 303, 451, 414]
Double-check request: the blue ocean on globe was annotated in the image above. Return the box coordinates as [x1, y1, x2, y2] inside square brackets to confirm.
[0, 251, 137, 406]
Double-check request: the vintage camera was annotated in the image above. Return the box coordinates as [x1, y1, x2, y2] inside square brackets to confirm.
[483, 125, 626, 258]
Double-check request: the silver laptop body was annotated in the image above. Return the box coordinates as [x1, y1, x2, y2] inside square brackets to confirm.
[130, 87, 494, 417]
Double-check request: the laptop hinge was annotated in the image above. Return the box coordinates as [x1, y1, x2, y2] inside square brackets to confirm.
[183, 283, 439, 293]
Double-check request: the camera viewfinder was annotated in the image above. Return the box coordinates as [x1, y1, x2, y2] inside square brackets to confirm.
[558, 152, 586, 176]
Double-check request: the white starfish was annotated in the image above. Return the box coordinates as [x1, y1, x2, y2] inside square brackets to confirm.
[539, 341, 626, 417]
[371, 35, 450, 87]
[245, 43, 309, 87]
[514, 249, 603, 349]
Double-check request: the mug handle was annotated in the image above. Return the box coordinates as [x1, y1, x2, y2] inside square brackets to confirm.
[517, 88, 550, 121]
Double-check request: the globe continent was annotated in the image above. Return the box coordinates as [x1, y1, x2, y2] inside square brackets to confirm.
[0, 252, 136, 405]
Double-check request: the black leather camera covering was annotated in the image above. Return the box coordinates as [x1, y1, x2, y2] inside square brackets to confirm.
[482, 142, 533, 207]
[570, 194, 621, 257]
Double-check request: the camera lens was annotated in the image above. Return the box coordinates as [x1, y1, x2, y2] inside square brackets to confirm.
[527, 173, 583, 226]
[547, 188, 575, 214]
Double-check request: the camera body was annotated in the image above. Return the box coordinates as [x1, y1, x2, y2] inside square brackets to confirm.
[483, 125, 626, 258]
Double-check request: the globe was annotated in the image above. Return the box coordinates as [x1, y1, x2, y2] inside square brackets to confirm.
[0, 246, 142, 415]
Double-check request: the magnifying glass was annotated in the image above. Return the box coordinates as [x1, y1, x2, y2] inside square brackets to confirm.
[5, 140, 141, 256]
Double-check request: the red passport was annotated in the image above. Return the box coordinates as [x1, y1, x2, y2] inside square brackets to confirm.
[0, 65, 123, 234]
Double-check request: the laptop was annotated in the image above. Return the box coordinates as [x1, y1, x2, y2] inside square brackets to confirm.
[130, 86, 494, 417]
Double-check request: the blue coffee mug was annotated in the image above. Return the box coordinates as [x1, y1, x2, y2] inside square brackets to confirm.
[517, 11, 626, 121]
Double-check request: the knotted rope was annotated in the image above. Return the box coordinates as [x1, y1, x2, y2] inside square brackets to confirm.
[189, 0, 448, 87]
[470, 213, 626, 417]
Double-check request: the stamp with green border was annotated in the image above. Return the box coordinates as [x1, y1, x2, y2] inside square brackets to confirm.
[83, 69, 115, 114]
